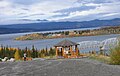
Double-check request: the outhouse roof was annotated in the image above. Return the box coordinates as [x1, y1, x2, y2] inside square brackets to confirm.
[54, 39, 78, 47]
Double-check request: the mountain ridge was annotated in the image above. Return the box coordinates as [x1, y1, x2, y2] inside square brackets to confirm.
[0, 18, 120, 34]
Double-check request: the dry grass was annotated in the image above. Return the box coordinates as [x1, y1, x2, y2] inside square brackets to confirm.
[109, 43, 120, 65]
[89, 54, 110, 63]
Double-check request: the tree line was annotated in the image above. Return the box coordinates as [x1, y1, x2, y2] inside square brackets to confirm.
[0, 45, 55, 60]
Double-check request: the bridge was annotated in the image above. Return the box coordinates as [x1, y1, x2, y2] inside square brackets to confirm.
[78, 37, 118, 53]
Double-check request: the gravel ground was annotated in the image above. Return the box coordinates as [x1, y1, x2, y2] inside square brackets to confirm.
[0, 58, 120, 76]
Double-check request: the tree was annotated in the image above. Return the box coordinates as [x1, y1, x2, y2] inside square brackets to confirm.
[40, 49, 46, 58]
[20, 50, 24, 58]
[5, 45, 10, 58]
[45, 47, 49, 56]
[49, 47, 55, 56]
[64, 31, 69, 35]
[35, 48, 38, 58]
[27, 50, 32, 57]
[0, 45, 4, 58]
[38, 52, 42, 58]
[9, 48, 16, 58]
[14, 49, 21, 60]
[25, 47, 28, 52]
[32, 45, 36, 58]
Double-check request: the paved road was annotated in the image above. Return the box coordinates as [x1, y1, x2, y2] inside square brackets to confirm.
[0, 58, 120, 76]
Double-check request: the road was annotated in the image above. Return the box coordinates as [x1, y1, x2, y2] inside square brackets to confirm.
[0, 58, 120, 76]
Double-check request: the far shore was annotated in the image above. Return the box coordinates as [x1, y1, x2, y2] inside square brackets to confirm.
[0, 27, 100, 36]
[14, 26, 120, 41]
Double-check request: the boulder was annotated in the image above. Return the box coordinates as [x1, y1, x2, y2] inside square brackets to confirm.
[9, 58, 15, 62]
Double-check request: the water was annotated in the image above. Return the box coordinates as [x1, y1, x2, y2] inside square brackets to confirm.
[0, 27, 100, 36]
[0, 31, 119, 52]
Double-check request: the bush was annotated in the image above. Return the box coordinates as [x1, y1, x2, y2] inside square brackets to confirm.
[14, 50, 21, 60]
[0, 58, 2, 61]
[109, 43, 120, 65]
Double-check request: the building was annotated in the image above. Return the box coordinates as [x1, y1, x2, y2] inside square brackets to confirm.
[54, 39, 79, 58]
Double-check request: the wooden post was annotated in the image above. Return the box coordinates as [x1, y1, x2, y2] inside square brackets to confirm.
[55, 47, 58, 58]
[70, 46, 73, 56]
[75, 45, 79, 56]
[62, 47, 64, 57]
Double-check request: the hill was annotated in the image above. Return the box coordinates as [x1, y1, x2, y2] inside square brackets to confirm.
[0, 18, 120, 34]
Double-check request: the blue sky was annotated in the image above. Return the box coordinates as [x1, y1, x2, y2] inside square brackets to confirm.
[0, 0, 120, 24]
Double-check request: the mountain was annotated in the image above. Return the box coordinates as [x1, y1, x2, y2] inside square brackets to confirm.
[0, 18, 120, 34]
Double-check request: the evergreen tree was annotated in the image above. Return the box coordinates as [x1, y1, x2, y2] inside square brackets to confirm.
[0, 45, 4, 58]
[38, 52, 42, 57]
[5, 45, 10, 58]
[27, 49, 32, 57]
[35, 49, 38, 58]
[25, 47, 28, 52]
[40, 49, 45, 57]
[45, 47, 49, 56]
[64, 31, 69, 35]
[49, 47, 55, 56]
[9, 48, 16, 58]
[32, 45, 36, 58]
[2, 46, 6, 57]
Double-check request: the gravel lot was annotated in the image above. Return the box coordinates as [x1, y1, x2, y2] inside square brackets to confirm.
[0, 58, 120, 76]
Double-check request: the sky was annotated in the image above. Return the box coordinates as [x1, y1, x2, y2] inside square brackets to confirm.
[0, 0, 120, 25]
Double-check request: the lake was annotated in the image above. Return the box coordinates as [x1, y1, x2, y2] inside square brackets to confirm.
[0, 32, 119, 52]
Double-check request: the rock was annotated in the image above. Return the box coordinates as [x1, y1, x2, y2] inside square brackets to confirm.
[4, 57, 8, 60]
[1, 57, 8, 62]
[1, 57, 15, 62]
[7, 59, 10, 61]
[2, 59, 6, 62]
[9, 58, 15, 62]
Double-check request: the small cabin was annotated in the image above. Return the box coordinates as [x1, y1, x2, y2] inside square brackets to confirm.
[54, 39, 79, 58]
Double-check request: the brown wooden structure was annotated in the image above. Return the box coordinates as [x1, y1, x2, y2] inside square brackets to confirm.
[54, 39, 79, 58]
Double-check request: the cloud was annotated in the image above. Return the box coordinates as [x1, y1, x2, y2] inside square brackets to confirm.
[3, 0, 45, 5]
[76, 0, 119, 4]
[0, 0, 77, 21]
[102, 13, 120, 17]
[0, 0, 120, 24]
[54, 6, 96, 14]
[50, 1, 120, 21]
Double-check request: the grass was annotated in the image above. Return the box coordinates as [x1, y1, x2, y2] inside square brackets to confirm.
[89, 41, 120, 65]
[109, 43, 120, 65]
[89, 54, 110, 63]
[42, 56, 56, 59]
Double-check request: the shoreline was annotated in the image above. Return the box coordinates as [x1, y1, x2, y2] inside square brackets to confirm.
[14, 26, 120, 41]
[0, 27, 99, 36]
[15, 33, 118, 41]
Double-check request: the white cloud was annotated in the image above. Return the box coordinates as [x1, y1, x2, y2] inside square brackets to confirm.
[0, 0, 10, 7]
[102, 13, 119, 17]
[0, 0, 77, 19]
[0, 0, 120, 24]
[50, 2, 120, 21]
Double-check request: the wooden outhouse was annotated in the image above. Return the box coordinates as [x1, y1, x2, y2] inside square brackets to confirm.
[54, 39, 79, 58]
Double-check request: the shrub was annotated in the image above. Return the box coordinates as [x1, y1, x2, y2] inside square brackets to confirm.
[49, 48, 55, 56]
[0, 58, 2, 61]
[14, 50, 21, 60]
[109, 43, 120, 65]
